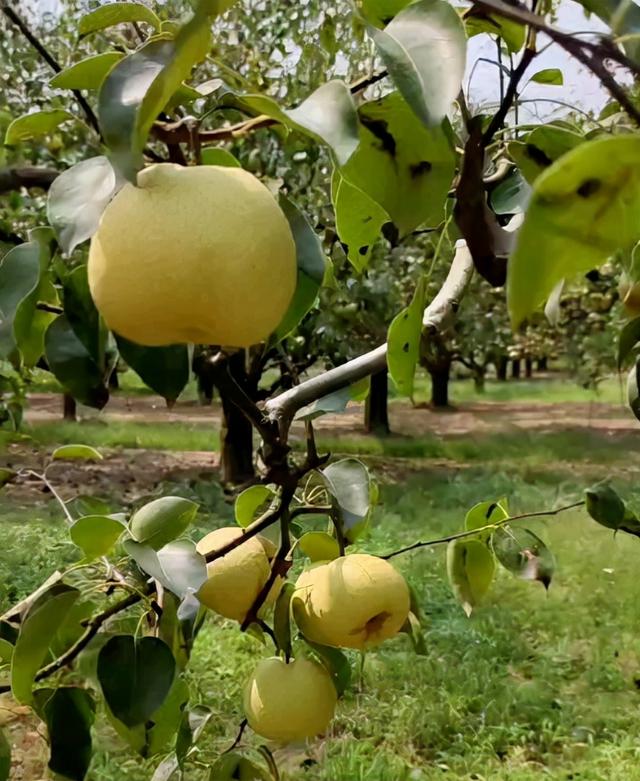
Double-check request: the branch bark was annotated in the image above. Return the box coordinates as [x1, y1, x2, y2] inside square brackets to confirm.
[0, 167, 59, 194]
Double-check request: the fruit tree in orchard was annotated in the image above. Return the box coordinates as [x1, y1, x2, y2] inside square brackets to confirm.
[2, 0, 640, 779]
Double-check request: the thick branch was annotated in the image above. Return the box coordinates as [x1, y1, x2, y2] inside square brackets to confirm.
[0, 167, 59, 193]
[265, 247, 475, 434]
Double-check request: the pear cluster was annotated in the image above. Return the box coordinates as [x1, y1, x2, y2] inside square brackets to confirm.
[194, 530, 410, 744]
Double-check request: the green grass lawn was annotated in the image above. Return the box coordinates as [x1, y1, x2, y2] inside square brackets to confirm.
[2, 421, 640, 780]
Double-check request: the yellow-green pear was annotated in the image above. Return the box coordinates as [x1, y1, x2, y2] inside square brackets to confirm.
[292, 553, 410, 650]
[243, 656, 337, 742]
[196, 527, 278, 622]
[88, 163, 296, 348]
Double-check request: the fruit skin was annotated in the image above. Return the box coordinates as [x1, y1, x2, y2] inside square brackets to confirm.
[292, 554, 410, 650]
[88, 163, 297, 348]
[243, 656, 337, 742]
[619, 272, 640, 318]
[196, 527, 279, 622]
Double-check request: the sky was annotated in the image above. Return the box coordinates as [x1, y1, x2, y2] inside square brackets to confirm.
[31, 0, 619, 120]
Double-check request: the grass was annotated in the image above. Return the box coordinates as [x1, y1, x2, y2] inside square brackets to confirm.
[3, 391, 640, 780]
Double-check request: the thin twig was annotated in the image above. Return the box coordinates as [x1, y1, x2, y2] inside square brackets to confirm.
[381, 501, 585, 559]
[24, 469, 73, 524]
[224, 719, 248, 753]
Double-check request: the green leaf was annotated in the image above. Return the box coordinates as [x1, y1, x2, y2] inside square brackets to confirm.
[146, 676, 190, 757]
[628, 358, 640, 422]
[47, 156, 118, 256]
[340, 92, 456, 236]
[463, 9, 525, 53]
[400, 611, 427, 655]
[617, 316, 640, 368]
[130, 496, 199, 550]
[464, 499, 509, 532]
[58, 263, 105, 363]
[207, 753, 269, 781]
[298, 531, 340, 562]
[33, 687, 95, 781]
[78, 2, 161, 36]
[0, 241, 43, 360]
[151, 754, 180, 781]
[115, 336, 189, 405]
[492, 526, 555, 589]
[235, 485, 276, 528]
[70, 514, 126, 559]
[387, 276, 427, 398]
[507, 124, 583, 184]
[368, 0, 467, 127]
[11, 585, 80, 703]
[50, 52, 125, 90]
[52, 444, 103, 461]
[446, 538, 495, 617]
[507, 135, 640, 327]
[272, 196, 328, 340]
[0, 468, 16, 489]
[97, 635, 176, 728]
[176, 705, 212, 769]
[4, 110, 75, 145]
[44, 315, 109, 408]
[299, 636, 352, 696]
[224, 80, 359, 166]
[0, 729, 9, 781]
[200, 147, 241, 167]
[360, 0, 413, 27]
[273, 582, 294, 658]
[585, 481, 626, 530]
[320, 458, 372, 542]
[294, 377, 370, 422]
[577, 0, 640, 63]
[98, 3, 214, 180]
[530, 68, 563, 85]
[489, 168, 531, 215]
[124, 539, 208, 599]
[331, 170, 389, 271]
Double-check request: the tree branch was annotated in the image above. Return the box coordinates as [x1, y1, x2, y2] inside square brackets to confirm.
[0, 167, 59, 194]
[381, 501, 585, 559]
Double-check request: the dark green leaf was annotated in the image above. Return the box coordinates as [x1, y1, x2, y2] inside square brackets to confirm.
[70, 514, 126, 559]
[97, 635, 176, 727]
[585, 481, 626, 529]
[530, 68, 563, 85]
[58, 263, 104, 362]
[320, 458, 372, 542]
[273, 582, 294, 658]
[0, 241, 43, 360]
[33, 687, 95, 781]
[124, 539, 208, 599]
[387, 276, 427, 398]
[368, 0, 466, 127]
[489, 168, 531, 215]
[492, 526, 555, 588]
[176, 705, 212, 769]
[446, 538, 495, 616]
[5, 110, 75, 145]
[299, 634, 351, 696]
[618, 317, 640, 369]
[294, 377, 370, 422]
[50, 52, 125, 90]
[235, 485, 275, 528]
[508, 135, 640, 327]
[52, 444, 103, 461]
[272, 196, 328, 340]
[11, 586, 80, 703]
[115, 336, 189, 405]
[44, 315, 109, 408]
[78, 2, 161, 36]
[47, 156, 117, 255]
[130, 496, 198, 550]
[0, 729, 9, 781]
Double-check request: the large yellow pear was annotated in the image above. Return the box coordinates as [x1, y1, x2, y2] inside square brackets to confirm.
[196, 527, 278, 622]
[244, 656, 337, 742]
[88, 163, 297, 347]
[292, 554, 410, 650]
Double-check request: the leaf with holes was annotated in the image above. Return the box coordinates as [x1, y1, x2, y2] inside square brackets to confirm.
[97, 635, 176, 727]
[507, 124, 583, 184]
[508, 135, 640, 327]
[273, 195, 328, 340]
[492, 526, 555, 589]
[387, 276, 427, 399]
[446, 538, 495, 617]
[320, 458, 372, 542]
[368, 0, 466, 127]
[50, 52, 124, 90]
[47, 156, 118, 255]
[33, 687, 95, 781]
[5, 110, 75, 145]
[11, 586, 80, 703]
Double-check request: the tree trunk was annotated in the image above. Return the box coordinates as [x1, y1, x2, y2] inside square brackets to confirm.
[192, 349, 215, 405]
[430, 363, 451, 408]
[63, 394, 77, 421]
[474, 368, 486, 393]
[537, 357, 548, 371]
[511, 359, 521, 379]
[365, 369, 390, 435]
[496, 356, 508, 382]
[525, 357, 533, 378]
[219, 352, 255, 485]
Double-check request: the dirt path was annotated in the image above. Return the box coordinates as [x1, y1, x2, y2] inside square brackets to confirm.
[24, 392, 639, 438]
